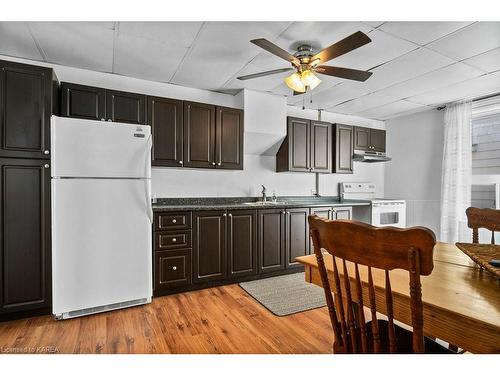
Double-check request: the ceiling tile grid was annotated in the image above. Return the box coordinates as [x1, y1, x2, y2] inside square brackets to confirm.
[0, 21, 500, 120]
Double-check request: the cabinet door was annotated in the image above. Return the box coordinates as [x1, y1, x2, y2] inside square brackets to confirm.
[285, 208, 310, 268]
[148, 96, 183, 167]
[258, 209, 285, 274]
[0, 158, 51, 315]
[334, 124, 353, 174]
[0, 61, 51, 159]
[183, 102, 216, 168]
[353, 126, 370, 151]
[333, 207, 352, 220]
[310, 121, 332, 173]
[227, 210, 257, 278]
[155, 250, 191, 291]
[193, 211, 226, 283]
[216, 106, 243, 170]
[106, 89, 146, 125]
[60, 82, 105, 121]
[288, 117, 310, 172]
[370, 129, 386, 152]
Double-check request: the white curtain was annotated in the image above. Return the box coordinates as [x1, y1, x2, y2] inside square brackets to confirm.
[440, 100, 472, 243]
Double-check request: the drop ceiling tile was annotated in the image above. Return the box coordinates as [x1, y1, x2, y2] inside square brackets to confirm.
[378, 22, 472, 46]
[171, 22, 290, 90]
[356, 100, 425, 120]
[354, 47, 455, 93]
[118, 22, 202, 45]
[381, 105, 434, 120]
[0, 22, 42, 60]
[377, 62, 484, 99]
[427, 22, 500, 61]
[329, 91, 400, 114]
[329, 29, 418, 71]
[114, 33, 189, 83]
[28, 22, 114, 72]
[295, 83, 368, 110]
[463, 47, 500, 73]
[364, 22, 386, 28]
[407, 73, 500, 106]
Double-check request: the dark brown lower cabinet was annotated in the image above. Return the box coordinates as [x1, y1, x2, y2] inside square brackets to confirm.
[227, 210, 257, 278]
[0, 158, 51, 318]
[285, 208, 310, 268]
[193, 210, 227, 283]
[258, 209, 286, 274]
[155, 250, 191, 290]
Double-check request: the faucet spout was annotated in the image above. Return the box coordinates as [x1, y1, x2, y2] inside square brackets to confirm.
[261, 185, 267, 202]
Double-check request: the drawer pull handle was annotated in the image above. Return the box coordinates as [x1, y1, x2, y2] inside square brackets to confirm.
[172, 219, 177, 223]
[172, 238, 177, 242]
[172, 266, 177, 271]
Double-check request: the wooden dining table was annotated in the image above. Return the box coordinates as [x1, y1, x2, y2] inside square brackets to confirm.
[296, 242, 500, 354]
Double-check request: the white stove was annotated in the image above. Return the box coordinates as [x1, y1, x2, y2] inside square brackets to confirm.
[340, 182, 406, 228]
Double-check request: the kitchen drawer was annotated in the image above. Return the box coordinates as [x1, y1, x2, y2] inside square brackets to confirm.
[155, 211, 192, 231]
[155, 230, 192, 251]
[154, 250, 192, 290]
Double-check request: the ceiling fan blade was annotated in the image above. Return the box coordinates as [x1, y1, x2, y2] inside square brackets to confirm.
[312, 31, 371, 64]
[315, 66, 373, 82]
[237, 68, 294, 81]
[293, 90, 306, 96]
[251, 39, 300, 66]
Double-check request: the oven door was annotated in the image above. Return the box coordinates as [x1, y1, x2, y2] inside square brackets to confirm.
[371, 202, 406, 228]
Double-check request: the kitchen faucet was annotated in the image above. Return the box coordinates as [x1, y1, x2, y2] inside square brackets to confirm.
[261, 185, 267, 202]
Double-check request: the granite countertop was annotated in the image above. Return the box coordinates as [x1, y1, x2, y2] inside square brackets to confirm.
[152, 196, 371, 212]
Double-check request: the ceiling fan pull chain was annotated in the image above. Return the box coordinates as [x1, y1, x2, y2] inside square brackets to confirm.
[302, 94, 305, 110]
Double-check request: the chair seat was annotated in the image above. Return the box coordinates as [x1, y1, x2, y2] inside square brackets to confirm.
[365, 320, 455, 354]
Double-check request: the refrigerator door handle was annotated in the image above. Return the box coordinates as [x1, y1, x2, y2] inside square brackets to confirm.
[145, 134, 153, 224]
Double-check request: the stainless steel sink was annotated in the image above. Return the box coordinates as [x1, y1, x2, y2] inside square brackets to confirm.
[241, 201, 286, 206]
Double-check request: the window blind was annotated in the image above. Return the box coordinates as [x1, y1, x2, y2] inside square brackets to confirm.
[472, 95, 500, 175]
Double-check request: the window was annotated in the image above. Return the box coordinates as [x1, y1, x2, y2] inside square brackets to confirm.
[471, 95, 500, 209]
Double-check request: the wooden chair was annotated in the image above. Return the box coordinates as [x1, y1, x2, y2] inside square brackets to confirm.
[465, 207, 500, 244]
[308, 216, 453, 354]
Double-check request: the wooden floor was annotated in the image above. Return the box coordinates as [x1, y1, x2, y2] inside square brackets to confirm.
[0, 284, 333, 354]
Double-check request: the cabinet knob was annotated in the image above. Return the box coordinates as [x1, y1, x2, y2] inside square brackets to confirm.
[101, 118, 105, 121]
[282, 211, 286, 214]
[44, 164, 50, 169]
[44, 150, 50, 155]
[286, 211, 290, 215]
[107, 119, 112, 122]
[172, 266, 177, 271]
[172, 219, 177, 223]
[211, 162, 216, 166]
[172, 238, 177, 242]
[178, 160, 183, 165]
[228, 213, 232, 217]
[217, 162, 221, 166]
[223, 213, 227, 217]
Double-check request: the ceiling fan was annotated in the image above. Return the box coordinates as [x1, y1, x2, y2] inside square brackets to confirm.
[237, 31, 373, 94]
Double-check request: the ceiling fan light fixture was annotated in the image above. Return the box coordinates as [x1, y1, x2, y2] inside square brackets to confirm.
[284, 72, 306, 92]
[301, 70, 321, 90]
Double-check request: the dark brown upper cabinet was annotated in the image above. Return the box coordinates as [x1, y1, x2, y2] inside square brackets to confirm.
[61, 82, 105, 121]
[0, 158, 51, 317]
[183, 102, 243, 170]
[354, 126, 386, 153]
[106, 89, 146, 125]
[0, 60, 56, 159]
[183, 101, 216, 168]
[258, 209, 286, 274]
[276, 117, 332, 173]
[192, 210, 227, 284]
[148, 97, 183, 167]
[61, 82, 146, 125]
[333, 124, 354, 174]
[216, 106, 244, 170]
[227, 209, 257, 278]
[284, 208, 310, 269]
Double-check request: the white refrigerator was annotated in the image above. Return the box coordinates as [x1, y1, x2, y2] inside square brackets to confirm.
[51, 116, 153, 319]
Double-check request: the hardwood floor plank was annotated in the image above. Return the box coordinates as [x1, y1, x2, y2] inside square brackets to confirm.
[0, 284, 332, 354]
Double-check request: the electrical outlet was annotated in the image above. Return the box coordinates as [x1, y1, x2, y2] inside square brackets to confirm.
[310, 188, 317, 196]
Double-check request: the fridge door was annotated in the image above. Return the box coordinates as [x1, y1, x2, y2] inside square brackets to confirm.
[51, 116, 151, 178]
[52, 178, 152, 316]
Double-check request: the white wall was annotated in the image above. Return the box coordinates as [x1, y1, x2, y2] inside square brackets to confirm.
[385, 109, 444, 236]
[1, 54, 386, 198]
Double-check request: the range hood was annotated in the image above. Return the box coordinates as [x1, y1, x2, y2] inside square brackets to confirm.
[353, 150, 392, 163]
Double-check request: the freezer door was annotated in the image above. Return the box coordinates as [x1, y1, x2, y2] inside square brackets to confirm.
[51, 116, 151, 178]
[52, 178, 152, 315]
